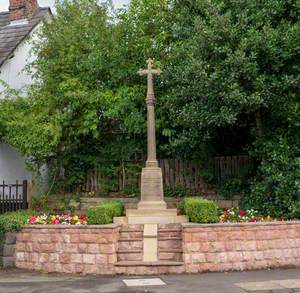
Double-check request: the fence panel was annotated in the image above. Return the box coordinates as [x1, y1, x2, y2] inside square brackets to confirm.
[0, 180, 28, 214]
[83, 156, 254, 195]
[213, 155, 254, 183]
[84, 159, 207, 195]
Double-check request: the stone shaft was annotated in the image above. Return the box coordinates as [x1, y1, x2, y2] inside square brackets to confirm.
[138, 58, 161, 168]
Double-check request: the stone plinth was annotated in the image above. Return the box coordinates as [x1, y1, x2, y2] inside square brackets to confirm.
[116, 164, 189, 224]
[114, 208, 188, 224]
[138, 167, 166, 210]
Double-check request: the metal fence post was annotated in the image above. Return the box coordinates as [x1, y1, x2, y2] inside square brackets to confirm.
[22, 180, 28, 209]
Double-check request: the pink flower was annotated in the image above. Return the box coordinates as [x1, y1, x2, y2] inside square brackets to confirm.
[51, 219, 60, 225]
[29, 216, 37, 224]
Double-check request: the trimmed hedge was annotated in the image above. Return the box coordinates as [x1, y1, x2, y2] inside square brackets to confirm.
[180, 197, 218, 223]
[87, 199, 124, 225]
[0, 210, 35, 240]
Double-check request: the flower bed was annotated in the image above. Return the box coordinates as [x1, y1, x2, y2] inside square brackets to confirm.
[28, 214, 87, 225]
[219, 208, 285, 223]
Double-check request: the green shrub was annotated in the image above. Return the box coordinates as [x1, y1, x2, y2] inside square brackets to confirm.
[87, 200, 124, 225]
[0, 210, 35, 240]
[180, 197, 218, 223]
[219, 177, 244, 199]
[242, 139, 300, 219]
[164, 185, 186, 197]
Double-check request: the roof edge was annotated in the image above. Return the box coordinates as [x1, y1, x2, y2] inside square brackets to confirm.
[0, 7, 52, 68]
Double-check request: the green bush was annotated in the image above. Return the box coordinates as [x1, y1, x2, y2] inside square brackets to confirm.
[0, 210, 35, 240]
[164, 185, 186, 197]
[219, 177, 244, 199]
[180, 197, 219, 223]
[242, 139, 300, 219]
[87, 200, 124, 225]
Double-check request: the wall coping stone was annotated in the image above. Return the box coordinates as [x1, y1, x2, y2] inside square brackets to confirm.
[182, 221, 300, 228]
[23, 224, 121, 229]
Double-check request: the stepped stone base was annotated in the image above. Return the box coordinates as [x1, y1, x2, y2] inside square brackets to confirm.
[114, 208, 188, 225]
[115, 261, 185, 275]
[114, 215, 188, 224]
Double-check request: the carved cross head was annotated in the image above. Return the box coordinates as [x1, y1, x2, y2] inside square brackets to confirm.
[138, 58, 161, 77]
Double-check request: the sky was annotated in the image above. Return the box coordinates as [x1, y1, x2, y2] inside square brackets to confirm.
[0, 0, 131, 12]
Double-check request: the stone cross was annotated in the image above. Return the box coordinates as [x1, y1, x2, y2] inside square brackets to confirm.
[138, 58, 161, 168]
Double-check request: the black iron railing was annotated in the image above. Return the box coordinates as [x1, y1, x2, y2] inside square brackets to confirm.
[0, 180, 28, 214]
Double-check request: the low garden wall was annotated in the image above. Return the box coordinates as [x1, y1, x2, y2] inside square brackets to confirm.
[183, 222, 300, 273]
[0, 232, 17, 268]
[14, 221, 300, 275]
[15, 225, 120, 275]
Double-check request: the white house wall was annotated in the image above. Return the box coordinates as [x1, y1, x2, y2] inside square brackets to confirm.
[0, 143, 31, 182]
[0, 24, 39, 184]
[0, 24, 39, 93]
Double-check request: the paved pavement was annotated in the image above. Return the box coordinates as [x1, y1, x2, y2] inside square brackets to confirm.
[0, 268, 299, 293]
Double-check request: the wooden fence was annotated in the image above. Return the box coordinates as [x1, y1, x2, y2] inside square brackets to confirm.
[84, 156, 253, 195]
[213, 155, 254, 183]
[0, 180, 28, 214]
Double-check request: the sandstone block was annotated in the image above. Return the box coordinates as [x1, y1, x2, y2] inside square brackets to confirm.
[191, 232, 207, 242]
[39, 253, 50, 263]
[15, 252, 24, 261]
[5, 232, 17, 244]
[49, 253, 59, 263]
[78, 243, 87, 253]
[40, 243, 56, 253]
[3, 244, 15, 257]
[191, 252, 206, 263]
[80, 234, 98, 243]
[83, 254, 95, 264]
[87, 244, 100, 254]
[62, 263, 76, 274]
[70, 234, 80, 243]
[16, 242, 25, 252]
[100, 243, 116, 254]
[59, 253, 71, 264]
[2, 256, 15, 268]
[63, 243, 78, 253]
[70, 253, 82, 264]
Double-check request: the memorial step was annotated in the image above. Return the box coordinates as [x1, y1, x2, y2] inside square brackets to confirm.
[114, 260, 184, 266]
[114, 260, 185, 275]
[158, 251, 183, 262]
[117, 225, 144, 262]
[157, 224, 183, 262]
[126, 215, 188, 224]
[126, 208, 178, 216]
[117, 250, 143, 261]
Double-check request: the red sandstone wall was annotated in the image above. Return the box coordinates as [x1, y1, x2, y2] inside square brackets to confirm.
[14, 222, 300, 275]
[15, 225, 120, 275]
[183, 222, 300, 273]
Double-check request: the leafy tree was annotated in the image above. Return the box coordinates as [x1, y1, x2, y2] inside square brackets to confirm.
[0, 0, 172, 191]
[0, 0, 299, 216]
[162, 0, 300, 216]
[164, 0, 300, 151]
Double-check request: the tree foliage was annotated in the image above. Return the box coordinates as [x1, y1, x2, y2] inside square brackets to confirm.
[0, 0, 299, 216]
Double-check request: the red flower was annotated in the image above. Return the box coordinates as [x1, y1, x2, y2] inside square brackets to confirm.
[239, 210, 246, 217]
[250, 218, 255, 222]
